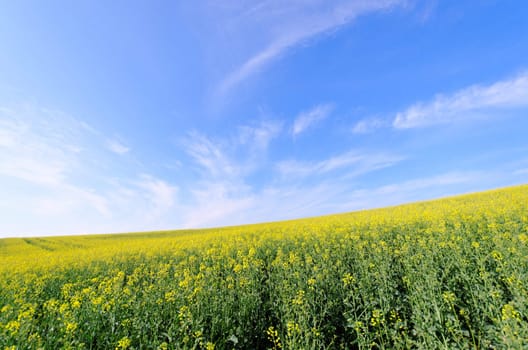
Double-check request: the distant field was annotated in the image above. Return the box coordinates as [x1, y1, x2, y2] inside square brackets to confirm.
[1, 185, 527, 349]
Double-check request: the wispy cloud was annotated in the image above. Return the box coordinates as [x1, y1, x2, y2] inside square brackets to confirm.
[513, 168, 528, 176]
[176, 137, 493, 228]
[178, 120, 285, 228]
[106, 138, 130, 155]
[334, 171, 484, 212]
[292, 103, 333, 136]
[181, 181, 255, 229]
[34, 185, 111, 218]
[218, 0, 404, 95]
[183, 120, 283, 179]
[276, 150, 403, 179]
[238, 120, 283, 151]
[0, 107, 76, 186]
[0, 104, 180, 236]
[175, 115, 407, 228]
[393, 71, 528, 128]
[134, 174, 179, 220]
[352, 117, 388, 134]
[183, 131, 239, 178]
[372, 172, 480, 196]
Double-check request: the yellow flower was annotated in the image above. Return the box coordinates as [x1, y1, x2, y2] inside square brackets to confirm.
[286, 321, 301, 337]
[116, 336, 131, 350]
[194, 330, 203, 339]
[267, 326, 281, 349]
[164, 291, 176, 303]
[65, 321, 78, 334]
[370, 309, 383, 327]
[71, 298, 81, 309]
[1, 305, 10, 314]
[291, 290, 305, 306]
[501, 303, 521, 322]
[353, 321, 363, 333]
[442, 291, 456, 305]
[233, 264, 243, 273]
[5, 320, 20, 335]
[342, 272, 355, 286]
[491, 251, 503, 261]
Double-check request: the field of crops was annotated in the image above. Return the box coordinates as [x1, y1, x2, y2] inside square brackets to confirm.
[1, 185, 528, 349]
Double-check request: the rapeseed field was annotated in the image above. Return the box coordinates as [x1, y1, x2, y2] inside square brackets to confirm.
[1, 185, 527, 349]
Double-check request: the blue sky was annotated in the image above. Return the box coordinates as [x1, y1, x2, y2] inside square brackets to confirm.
[1, 0, 528, 237]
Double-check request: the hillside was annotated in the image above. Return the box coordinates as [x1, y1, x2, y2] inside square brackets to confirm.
[1, 185, 527, 349]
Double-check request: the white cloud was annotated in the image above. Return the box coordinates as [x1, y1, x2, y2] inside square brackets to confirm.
[372, 172, 479, 196]
[178, 121, 283, 228]
[277, 150, 403, 179]
[292, 104, 333, 136]
[0, 104, 181, 237]
[0, 108, 74, 186]
[135, 174, 179, 219]
[218, 0, 404, 95]
[181, 181, 255, 228]
[393, 72, 528, 129]
[177, 117, 402, 229]
[238, 120, 283, 150]
[34, 185, 111, 217]
[352, 117, 388, 134]
[183, 120, 283, 179]
[333, 171, 483, 213]
[183, 131, 239, 178]
[106, 139, 130, 155]
[177, 124, 405, 229]
[513, 168, 528, 175]
[177, 119, 285, 228]
[0, 113, 24, 147]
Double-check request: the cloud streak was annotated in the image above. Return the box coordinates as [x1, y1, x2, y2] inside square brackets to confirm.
[276, 150, 404, 184]
[0, 107, 75, 186]
[352, 117, 388, 134]
[106, 139, 130, 155]
[292, 103, 333, 136]
[183, 131, 237, 178]
[393, 72, 528, 129]
[218, 0, 404, 95]
[237, 120, 283, 152]
[183, 120, 283, 179]
[0, 104, 180, 236]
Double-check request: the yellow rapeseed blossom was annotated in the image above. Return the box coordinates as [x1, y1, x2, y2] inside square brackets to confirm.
[116, 336, 131, 350]
[370, 309, 383, 327]
[286, 321, 301, 337]
[5, 320, 20, 335]
[501, 303, 521, 322]
[442, 291, 456, 305]
[291, 290, 305, 306]
[267, 326, 282, 349]
[342, 272, 355, 286]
